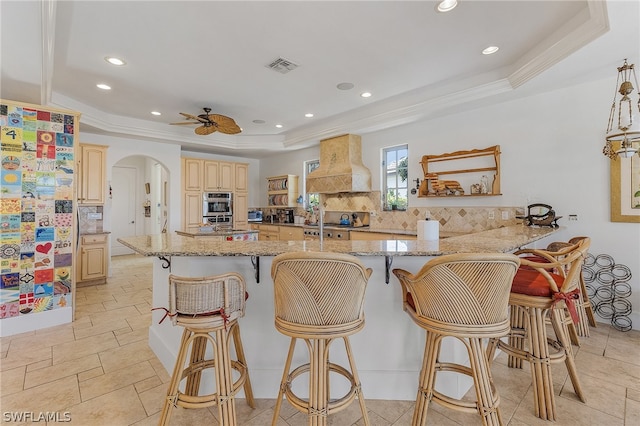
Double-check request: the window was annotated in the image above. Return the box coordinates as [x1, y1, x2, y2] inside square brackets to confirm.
[382, 145, 408, 210]
[304, 159, 320, 208]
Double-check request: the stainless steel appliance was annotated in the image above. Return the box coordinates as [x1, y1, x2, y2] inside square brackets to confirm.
[204, 215, 233, 227]
[285, 209, 294, 224]
[247, 210, 263, 222]
[303, 223, 366, 240]
[203, 192, 232, 217]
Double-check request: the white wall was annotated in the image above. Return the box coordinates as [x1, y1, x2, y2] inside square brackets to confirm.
[258, 76, 640, 328]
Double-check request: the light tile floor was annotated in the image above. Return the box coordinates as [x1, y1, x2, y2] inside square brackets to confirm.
[1, 254, 639, 425]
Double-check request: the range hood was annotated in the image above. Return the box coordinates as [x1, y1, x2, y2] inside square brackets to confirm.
[306, 134, 372, 194]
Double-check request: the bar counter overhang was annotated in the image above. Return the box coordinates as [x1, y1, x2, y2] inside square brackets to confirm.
[118, 225, 560, 401]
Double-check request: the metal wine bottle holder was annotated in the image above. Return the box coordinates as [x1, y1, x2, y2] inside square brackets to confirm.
[583, 253, 633, 332]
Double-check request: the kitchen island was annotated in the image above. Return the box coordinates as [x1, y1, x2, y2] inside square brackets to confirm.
[118, 225, 561, 401]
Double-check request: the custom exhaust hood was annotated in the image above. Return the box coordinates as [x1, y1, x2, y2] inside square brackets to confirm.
[306, 134, 372, 194]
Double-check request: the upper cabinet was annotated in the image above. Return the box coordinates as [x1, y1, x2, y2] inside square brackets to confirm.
[418, 145, 501, 197]
[234, 163, 249, 192]
[78, 143, 108, 204]
[183, 158, 203, 191]
[204, 160, 234, 192]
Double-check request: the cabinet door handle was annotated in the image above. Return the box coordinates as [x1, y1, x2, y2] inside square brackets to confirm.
[130, 221, 135, 224]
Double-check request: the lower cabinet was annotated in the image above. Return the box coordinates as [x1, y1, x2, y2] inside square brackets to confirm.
[257, 225, 279, 241]
[279, 226, 304, 241]
[77, 233, 109, 284]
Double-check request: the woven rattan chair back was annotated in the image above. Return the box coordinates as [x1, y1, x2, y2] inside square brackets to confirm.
[394, 253, 520, 336]
[271, 251, 371, 330]
[168, 272, 246, 328]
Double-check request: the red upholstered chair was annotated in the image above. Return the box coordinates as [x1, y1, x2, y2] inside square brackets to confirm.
[488, 237, 591, 421]
[393, 253, 521, 426]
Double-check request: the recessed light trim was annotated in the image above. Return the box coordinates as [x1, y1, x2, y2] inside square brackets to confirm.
[151, 111, 161, 116]
[337, 82, 354, 90]
[252, 119, 266, 124]
[105, 56, 125, 66]
[482, 46, 499, 55]
[275, 124, 283, 128]
[305, 113, 314, 118]
[437, 0, 458, 13]
[360, 92, 372, 98]
[96, 83, 111, 90]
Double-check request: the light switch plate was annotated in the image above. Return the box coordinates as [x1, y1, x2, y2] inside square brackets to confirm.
[87, 212, 102, 220]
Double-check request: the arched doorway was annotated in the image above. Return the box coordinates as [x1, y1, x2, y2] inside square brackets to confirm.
[111, 155, 169, 256]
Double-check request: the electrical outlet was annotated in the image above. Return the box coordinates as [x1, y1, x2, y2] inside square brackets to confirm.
[501, 211, 509, 220]
[488, 211, 495, 220]
[369, 210, 376, 216]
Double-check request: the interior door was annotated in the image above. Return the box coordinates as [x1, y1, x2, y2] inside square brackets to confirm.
[111, 166, 137, 256]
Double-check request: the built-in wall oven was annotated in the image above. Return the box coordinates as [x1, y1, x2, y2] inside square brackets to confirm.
[203, 192, 233, 225]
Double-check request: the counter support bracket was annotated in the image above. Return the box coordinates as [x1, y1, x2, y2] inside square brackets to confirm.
[158, 256, 171, 270]
[251, 256, 260, 283]
[385, 256, 392, 284]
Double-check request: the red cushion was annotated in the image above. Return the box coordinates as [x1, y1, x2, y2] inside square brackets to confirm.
[511, 268, 564, 297]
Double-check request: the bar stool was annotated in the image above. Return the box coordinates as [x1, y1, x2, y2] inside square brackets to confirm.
[159, 273, 254, 426]
[568, 236, 597, 335]
[270, 251, 372, 426]
[393, 253, 520, 426]
[488, 237, 591, 421]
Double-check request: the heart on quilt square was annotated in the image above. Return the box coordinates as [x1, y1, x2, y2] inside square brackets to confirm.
[36, 242, 53, 254]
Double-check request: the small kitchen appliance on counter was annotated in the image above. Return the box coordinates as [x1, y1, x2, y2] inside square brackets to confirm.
[248, 210, 263, 222]
[518, 203, 562, 228]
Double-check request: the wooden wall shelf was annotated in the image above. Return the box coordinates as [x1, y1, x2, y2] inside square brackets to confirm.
[418, 145, 501, 197]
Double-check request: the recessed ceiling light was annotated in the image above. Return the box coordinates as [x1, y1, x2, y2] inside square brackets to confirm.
[360, 92, 372, 98]
[337, 82, 354, 90]
[482, 46, 499, 55]
[252, 119, 266, 124]
[437, 0, 458, 13]
[151, 111, 161, 116]
[275, 124, 283, 128]
[105, 56, 125, 66]
[305, 113, 314, 118]
[96, 83, 111, 90]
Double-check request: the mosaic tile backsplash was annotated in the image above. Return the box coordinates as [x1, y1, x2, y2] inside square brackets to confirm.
[261, 191, 523, 233]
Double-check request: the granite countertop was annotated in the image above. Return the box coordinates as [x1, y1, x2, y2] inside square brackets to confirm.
[176, 229, 259, 238]
[80, 231, 111, 235]
[118, 225, 560, 257]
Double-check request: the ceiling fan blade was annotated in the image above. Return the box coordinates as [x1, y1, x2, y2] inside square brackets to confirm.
[179, 112, 208, 123]
[169, 121, 199, 125]
[208, 114, 242, 134]
[194, 125, 217, 135]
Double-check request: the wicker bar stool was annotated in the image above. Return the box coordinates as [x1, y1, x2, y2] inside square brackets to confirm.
[568, 236, 597, 334]
[487, 237, 591, 421]
[392, 253, 520, 426]
[159, 273, 254, 426]
[270, 252, 372, 426]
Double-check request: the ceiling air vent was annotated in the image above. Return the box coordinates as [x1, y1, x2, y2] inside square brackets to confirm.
[266, 57, 299, 74]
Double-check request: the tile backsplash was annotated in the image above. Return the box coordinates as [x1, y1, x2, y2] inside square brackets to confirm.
[78, 206, 104, 234]
[258, 191, 523, 233]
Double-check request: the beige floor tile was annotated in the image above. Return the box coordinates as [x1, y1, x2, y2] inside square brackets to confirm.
[79, 360, 156, 401]
[126, 313, 152, 331]
[64, 384, 147, 425]
[134, 375, 163, 394]
[52, 331, 119, 364]
[1, 344, 51, 371]
[26, 358, 52, 372]
[72, 317, 131, 340]
[24, 353, 101, 389]
[0, 366, 25, 396]
[364, 399, 414, 424]
[0, 375, 80, 414]
[628, 387, 640, 402]
[148, 356, 171, 383]
[559, 370, 626, 418]
[98, 339, 155, 373]
[89, 305, 141, 324]
[77, 366, 104, 382]
[512, 387, 623, 425]
[626, 397, 640, 425]
[574, 350, 640, 390]
[137, 382, 167, 416]
[115, 327, 148, 346]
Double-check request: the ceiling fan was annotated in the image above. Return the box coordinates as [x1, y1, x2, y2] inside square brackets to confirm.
[170, 107, 241, 135]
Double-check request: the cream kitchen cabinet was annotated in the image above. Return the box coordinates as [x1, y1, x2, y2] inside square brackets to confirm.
[77, 233, 109, 284]
[350, 230, 417, 241]
[183, 192, 205, 233]
[234, 163, 249, 192]
[234, 191, 249, 230]
[204, 160, 234, 192]
[182, 158, 203, 191]
[279, 226, 304, 241]
[267, 174, 298, 207]
[78, 143, 108, 205]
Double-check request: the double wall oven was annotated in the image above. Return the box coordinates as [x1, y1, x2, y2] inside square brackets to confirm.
[203, 192, 233, 226]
